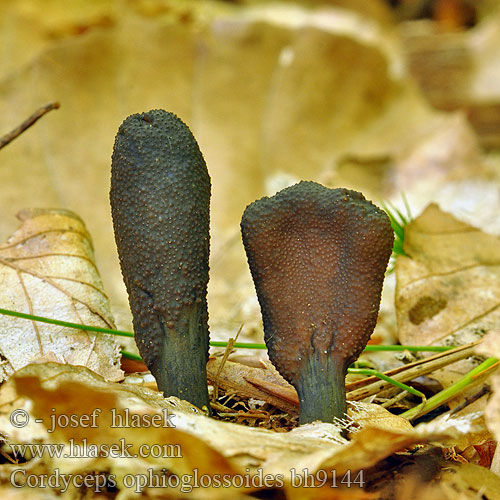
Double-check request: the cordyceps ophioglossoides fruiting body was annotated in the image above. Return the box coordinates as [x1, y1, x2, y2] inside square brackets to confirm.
[241, 181, 394, 424]
[110, 109, 211, 411]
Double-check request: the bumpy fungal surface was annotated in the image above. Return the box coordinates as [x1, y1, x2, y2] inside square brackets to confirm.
[241, 181, 393, 423]
[110, 109, 210, 410]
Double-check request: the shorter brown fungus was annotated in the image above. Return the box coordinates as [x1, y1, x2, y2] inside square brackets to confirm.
[241, 181, 394, 424]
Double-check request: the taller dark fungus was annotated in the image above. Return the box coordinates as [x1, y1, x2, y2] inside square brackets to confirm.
[241, 181, 393, 424]
[110, 109, 211, 411]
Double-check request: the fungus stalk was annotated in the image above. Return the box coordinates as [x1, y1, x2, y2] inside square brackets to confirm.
[241, 181, 394, 424]
[110, 109, 211, 411]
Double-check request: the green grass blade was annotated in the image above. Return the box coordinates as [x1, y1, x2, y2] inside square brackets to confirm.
[364, 345, 453, 352]
[121, 350, 142, 361]
[0, 307, 134, 337]
[380, 196, 412, 260]
[348, 367, 426, 400]
[0, 308, 454, 355]
[400, 357, 499, 420]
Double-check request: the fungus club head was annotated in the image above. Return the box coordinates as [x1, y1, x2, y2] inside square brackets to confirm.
[110, 109, 211, 410]
[241, 181, 394, 424]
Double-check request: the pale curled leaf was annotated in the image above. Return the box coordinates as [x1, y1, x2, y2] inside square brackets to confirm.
[0, 362, 483, 499]
[347, 401, 413, 434]
[0, 363, 237, 499]
[0, 208, 122, 382]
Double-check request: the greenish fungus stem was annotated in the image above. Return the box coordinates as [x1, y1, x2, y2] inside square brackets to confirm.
[297, 354, 347, 424]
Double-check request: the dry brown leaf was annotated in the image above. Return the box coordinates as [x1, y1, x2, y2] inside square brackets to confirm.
[0, 208, 122, 382]
[0, 489, 58, 500]
[395, 203, 500, 403]
[0, 0, 117, 77]
[396, 203, 500, 348]
[461, 440, 497, 468]
[401, 7, 500, 148]
[441, 463, 500, 500]
[286, 490, 374, 500]
[476, 331, 500, 442]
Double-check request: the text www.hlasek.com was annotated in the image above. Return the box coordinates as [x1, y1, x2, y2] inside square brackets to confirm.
[9, 439, 182, 459]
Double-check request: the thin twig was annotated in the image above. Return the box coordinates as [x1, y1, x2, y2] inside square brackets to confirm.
[380, 389, 409, 408]
[346, 341, 480, 401]
[211, 325, 243, 401]
[0, 102, 60, 150]
[449, 385, 490, 415]
[400, 357, 499, 420]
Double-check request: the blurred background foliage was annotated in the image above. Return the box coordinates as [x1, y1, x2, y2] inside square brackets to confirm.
[1, 0, 500, 344]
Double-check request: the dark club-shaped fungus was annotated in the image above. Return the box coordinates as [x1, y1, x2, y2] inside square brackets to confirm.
[241, 181, 394, 424]
[110, 109, 211, 410]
